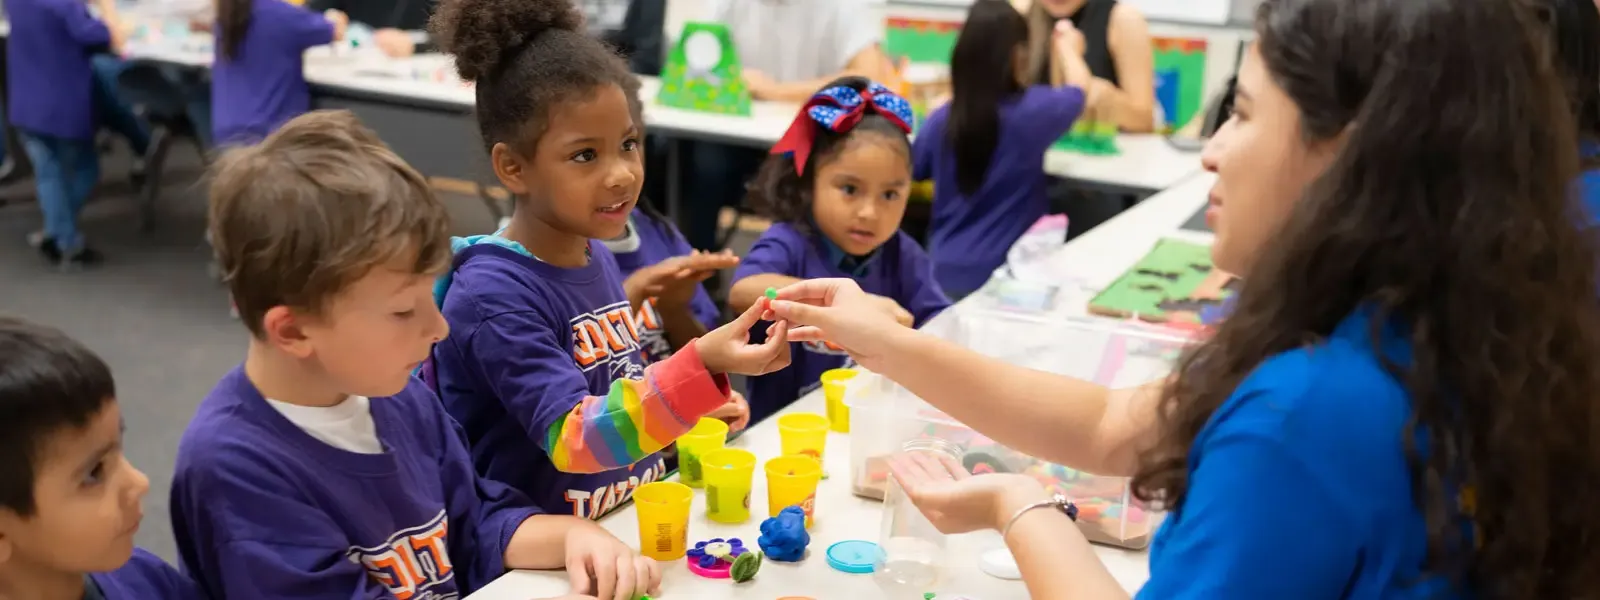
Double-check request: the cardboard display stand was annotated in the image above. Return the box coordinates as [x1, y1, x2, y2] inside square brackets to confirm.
[657, 21, 753, 117]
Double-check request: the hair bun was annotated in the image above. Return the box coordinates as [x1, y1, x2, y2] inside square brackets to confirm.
[429, 0, 585, 83]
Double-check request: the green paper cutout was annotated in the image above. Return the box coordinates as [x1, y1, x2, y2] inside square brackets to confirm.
[658, 22, 752, 116]
[1088, 239, 1237, 323]
[1053, 121, 1121, 156]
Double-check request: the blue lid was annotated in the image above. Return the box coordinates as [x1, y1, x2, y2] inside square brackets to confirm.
[826, 540, 882, 574]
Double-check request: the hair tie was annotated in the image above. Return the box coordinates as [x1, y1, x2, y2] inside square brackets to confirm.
[770, 82, 914, 175]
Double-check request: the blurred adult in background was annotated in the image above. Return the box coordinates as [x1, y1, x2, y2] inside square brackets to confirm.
[1016, 0, 1154, 132]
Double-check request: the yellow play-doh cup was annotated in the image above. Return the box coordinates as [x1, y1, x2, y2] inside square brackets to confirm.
[701, 448, 757, 524]
[820, 368, 859, 433]
[777, 412, 830, 466]
[676, 418, 729, 488]
[765, 455, 824, 527]
[633, 481, 693, 560]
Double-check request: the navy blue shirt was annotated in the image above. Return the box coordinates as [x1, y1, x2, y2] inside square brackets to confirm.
[5, 0, 111, 140]
[211, 0, 334, 145]
[1138, 308, 1463, 599]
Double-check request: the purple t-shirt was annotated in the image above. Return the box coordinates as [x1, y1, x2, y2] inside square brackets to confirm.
[432, 240, 671, 519]
[171, 369, 540, 600]
[605, 213, 723, 363]
[90, 549, 204, 599]
[916, 85, 1086, 296]
[733, 223, 951, 423]
[210, 0, 333, 145]
[4, 0, 110, 141]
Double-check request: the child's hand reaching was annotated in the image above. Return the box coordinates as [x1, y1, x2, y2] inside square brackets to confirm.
[696, 298, 792, 376]
[625, 250, 739, 310]
[870, 294, 916, 328]
[707, 390, 752, 431]
[564, 523, 661, 600]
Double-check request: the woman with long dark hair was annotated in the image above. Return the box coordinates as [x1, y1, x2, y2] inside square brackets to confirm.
[768, 0, 1600, 596]
[914, 0, 1090, 298]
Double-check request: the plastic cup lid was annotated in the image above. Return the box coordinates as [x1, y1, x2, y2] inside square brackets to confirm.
[826, 540, 883, 574]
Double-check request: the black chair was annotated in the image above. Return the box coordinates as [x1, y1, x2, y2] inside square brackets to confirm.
[115, 61, 209, 231]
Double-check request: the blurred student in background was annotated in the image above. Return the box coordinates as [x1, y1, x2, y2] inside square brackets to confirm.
[680, 0, 904, 251]
[7, 0, 132, 269]
[1017, 0, 1154, 132]
[308, 0, 433, 57]
[916, 0, 1089, 298]
[211, 0, 348, 146]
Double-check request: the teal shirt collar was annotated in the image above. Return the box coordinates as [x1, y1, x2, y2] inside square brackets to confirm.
[816, 231, 881, 277]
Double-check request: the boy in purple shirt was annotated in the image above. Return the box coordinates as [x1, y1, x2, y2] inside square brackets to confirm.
[211, 0, 348, 146]
[731, 77, 952, 423]
[915, 0, 1087, 298]
[0, 317, 203, 599]
[172, 111, 661, 600]
[6, 0, 132, 268]
[427, 0, 790, 520]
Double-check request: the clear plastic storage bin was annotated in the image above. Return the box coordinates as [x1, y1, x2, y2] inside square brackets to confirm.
[847, 305, 1193, 549]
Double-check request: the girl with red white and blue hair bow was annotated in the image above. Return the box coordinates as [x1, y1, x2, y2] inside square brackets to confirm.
[729, 76, 952, 424]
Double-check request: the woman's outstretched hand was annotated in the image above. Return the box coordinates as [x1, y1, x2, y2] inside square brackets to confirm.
[888, 451, 1051, 535]
[765, 278, 909, 371]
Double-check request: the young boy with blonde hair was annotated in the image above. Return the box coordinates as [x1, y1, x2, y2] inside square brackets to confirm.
[171, 110, 658, 600]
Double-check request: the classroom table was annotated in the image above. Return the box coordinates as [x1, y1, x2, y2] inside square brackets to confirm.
[463, 172, 1217, 600]
[465, 390, 1150, 600]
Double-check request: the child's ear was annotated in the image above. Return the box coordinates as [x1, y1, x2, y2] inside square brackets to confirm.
[490, 142, 530, 196]
[261, 306, 315, 359]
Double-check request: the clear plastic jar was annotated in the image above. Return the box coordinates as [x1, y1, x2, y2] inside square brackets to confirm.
[874, 438, 965, 598]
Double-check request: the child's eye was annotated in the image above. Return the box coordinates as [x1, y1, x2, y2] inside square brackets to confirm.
[622, 138, 640, 152]
[83, 461, 107, 487]
[840, 183, 859, 196]
[393, 310, 416, 320]
[882, 190, 901, 201]
[571, 150, 597, 163]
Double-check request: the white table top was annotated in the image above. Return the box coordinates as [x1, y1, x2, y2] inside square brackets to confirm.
[463, 173, 1221, 600]
[465, 391, 1150, 600]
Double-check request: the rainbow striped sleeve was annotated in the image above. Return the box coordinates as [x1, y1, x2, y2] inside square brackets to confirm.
[545, 341, 731, 473]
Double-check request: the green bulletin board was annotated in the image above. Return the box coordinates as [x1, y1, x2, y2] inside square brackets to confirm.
[657, 21, 753, 116]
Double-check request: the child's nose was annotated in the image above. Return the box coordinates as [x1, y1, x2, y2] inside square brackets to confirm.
[124, 458, 151, 502]
[855, 200, 879, 220]
[425, 305, 450, 343]
[605, 160, 638, 189]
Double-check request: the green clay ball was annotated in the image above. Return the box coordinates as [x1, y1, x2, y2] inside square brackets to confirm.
[765, 287, 779, 301]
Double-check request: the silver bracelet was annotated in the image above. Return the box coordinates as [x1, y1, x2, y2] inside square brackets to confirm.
[1001, 493, 1079, 541]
